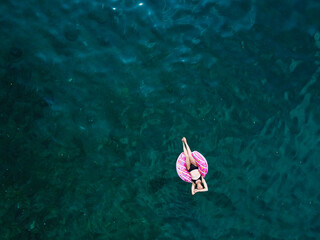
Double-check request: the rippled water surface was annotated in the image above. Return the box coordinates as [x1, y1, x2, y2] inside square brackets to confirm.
[1, 0, 320, 239]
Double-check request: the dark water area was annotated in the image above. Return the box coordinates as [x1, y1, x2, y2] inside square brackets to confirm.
[1, 0, 320, 239]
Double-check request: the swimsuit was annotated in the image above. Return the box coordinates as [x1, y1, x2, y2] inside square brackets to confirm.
[187, 164, 202, 184]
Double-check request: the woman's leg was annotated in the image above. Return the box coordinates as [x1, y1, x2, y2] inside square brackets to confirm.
[183, 139, 191, 170]
[184, 139, 197, 166]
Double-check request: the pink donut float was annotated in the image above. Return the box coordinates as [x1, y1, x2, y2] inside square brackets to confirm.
[176, 151, 208, 183]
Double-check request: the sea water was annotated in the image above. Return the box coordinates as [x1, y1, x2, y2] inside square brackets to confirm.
[0, 0, 320, 239]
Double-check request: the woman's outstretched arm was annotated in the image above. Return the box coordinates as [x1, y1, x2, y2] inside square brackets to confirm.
[191, 182, 196, 195]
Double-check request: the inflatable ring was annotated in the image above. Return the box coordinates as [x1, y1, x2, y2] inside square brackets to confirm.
[176, 151, 208, 183]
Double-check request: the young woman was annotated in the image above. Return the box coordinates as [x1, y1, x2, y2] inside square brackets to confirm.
[182, 137, 208, 195]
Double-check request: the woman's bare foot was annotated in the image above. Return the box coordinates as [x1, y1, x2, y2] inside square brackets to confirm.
[182, 137, 186, 143]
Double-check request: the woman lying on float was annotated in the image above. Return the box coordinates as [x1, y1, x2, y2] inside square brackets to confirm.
[180, 137, 208, 195]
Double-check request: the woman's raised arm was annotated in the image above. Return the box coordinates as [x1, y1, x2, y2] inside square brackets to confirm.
[191, 182, 196, 195]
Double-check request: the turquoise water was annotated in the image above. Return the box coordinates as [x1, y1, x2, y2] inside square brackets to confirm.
[1, 0, 320, 239]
